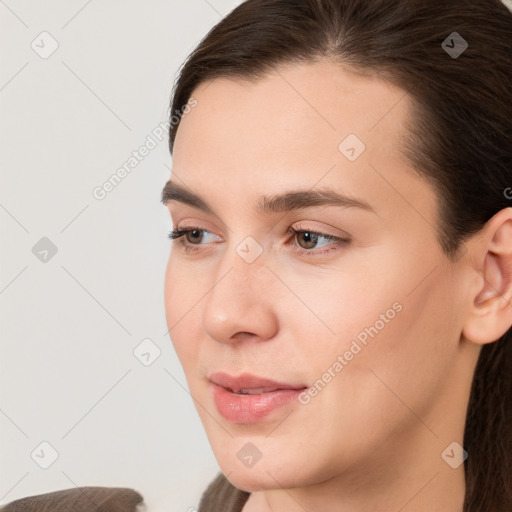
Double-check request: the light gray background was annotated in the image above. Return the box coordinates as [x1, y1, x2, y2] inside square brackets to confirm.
[0, 1, 242, 511]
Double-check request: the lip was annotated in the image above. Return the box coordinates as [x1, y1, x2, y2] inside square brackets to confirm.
[209, 372, 307, 424]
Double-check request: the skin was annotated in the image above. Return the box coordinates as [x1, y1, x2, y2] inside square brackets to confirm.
[163, 60, 512, 511]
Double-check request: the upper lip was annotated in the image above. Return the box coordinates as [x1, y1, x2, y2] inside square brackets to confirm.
[209, 372, 307, 393]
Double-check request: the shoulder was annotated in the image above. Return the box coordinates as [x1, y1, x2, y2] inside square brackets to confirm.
[0, 486, 145, 512]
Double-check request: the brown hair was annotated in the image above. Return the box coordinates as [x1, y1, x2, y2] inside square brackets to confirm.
[167, 1, 512, 510]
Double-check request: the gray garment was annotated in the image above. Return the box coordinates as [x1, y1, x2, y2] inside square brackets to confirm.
[0, 487, 145, 512]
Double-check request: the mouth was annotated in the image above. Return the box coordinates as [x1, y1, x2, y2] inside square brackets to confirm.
[229, 387, 285, 395]
[209, 372, 306, 392]
[208, 372, 308, 424]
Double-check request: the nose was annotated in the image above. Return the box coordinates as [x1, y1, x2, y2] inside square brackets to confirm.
[201, 245, 279, 345]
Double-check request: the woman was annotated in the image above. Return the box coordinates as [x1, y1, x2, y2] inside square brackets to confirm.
[162, 0, 512, 511]
[1, 2, 510, 511]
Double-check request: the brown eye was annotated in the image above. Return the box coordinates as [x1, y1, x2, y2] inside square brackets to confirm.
[295, 231, 320, 250]
[168, 227, 206, 243]
[168, 227, 221, 252]
[185, 228, 204, 244]
[288, 227, 351, 256]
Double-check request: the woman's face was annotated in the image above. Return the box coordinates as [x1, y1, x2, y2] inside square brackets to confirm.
[163, 60, 476, 492]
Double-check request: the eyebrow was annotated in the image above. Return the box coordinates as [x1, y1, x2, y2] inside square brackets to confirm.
[160, 180, 376, 215]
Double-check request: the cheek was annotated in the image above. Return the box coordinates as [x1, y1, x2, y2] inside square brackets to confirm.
[274, 260, 397, 361]
[286, 250, 458, 417]
[164, 255, 203, 366]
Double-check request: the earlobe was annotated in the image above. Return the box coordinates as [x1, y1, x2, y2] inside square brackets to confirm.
[462, 208, 512, 345]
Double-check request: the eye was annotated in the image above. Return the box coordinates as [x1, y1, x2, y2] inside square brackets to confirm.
[286, 226, 351, 256]
[168, 227, 220, 253]
[168, 225, 351, 256]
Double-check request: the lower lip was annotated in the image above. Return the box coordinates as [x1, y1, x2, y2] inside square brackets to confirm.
[210, 382, 305, 424]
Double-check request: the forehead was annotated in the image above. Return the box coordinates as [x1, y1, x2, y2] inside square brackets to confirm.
[171, 59, 436, 229]
[175, 59, 409, 150]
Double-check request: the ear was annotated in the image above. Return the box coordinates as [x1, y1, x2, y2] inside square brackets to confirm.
[462, 207, 512, 345]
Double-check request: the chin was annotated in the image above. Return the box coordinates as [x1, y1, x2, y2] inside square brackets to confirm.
[224, 467, 292, 493]
[216, 451, 315, 493]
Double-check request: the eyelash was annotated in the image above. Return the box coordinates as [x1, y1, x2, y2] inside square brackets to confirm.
[167, 225, 350, 256]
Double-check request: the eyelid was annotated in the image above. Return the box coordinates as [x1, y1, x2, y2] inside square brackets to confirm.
[169, 226, 220, 242]
[170, 219, 349, 240]
[291, 221, 351, 240]
[168, 222, 351, 256]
